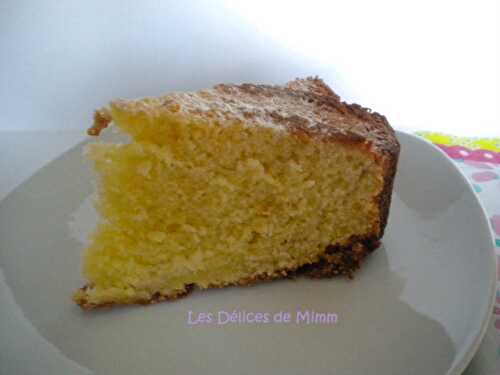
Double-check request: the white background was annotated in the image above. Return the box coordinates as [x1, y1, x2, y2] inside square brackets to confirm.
[1, 0, 499, 136]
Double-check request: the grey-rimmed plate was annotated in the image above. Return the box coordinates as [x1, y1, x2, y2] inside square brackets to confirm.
[0, 132, 496, 375]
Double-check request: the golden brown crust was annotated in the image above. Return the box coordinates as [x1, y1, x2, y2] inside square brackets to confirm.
[90, 77, 399, 157]
[87, 108, 112, 136]
[75, 237, 380, 310]
[375, 143, 400, 237]
[75, 285, 194, 310]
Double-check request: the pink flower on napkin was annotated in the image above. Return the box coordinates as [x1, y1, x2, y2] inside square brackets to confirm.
[467, 149, 500, 163]
[472, 171, 498, 182]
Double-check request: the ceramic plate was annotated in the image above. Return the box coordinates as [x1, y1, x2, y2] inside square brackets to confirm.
[0, 132, 496, 375]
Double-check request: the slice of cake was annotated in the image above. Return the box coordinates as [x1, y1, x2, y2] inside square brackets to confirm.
[73, 77, 399, 309]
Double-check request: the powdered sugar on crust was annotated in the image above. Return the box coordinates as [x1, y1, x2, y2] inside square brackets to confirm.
[107, 77, 398, 155]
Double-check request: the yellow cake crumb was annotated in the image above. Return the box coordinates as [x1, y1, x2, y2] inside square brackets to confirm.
[73, 78, 399, 308]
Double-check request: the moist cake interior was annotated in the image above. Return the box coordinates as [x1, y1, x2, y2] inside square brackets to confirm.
[75, 104, 384, 307]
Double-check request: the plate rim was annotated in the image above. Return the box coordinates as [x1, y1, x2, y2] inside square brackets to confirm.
[398, 131, 497, 375]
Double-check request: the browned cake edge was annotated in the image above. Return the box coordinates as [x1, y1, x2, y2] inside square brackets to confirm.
[75, 236, 381, 310]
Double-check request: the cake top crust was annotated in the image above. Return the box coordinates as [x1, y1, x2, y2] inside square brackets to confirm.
[97, 77, 399, 156]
